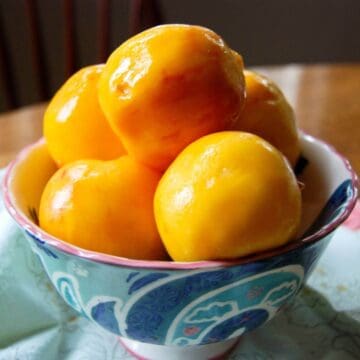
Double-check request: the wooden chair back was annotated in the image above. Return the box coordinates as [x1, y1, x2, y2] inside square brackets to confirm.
[0, 0, 162, 112]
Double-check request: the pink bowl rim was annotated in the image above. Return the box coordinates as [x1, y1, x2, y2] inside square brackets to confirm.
[2, 134, 358, 270]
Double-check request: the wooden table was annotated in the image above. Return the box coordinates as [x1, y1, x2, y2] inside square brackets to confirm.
[0, 63, 359, 175]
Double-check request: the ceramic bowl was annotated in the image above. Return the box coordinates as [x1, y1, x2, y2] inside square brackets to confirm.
[2, 133, 358, 360]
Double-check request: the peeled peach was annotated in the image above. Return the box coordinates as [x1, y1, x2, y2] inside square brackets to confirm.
[235, 70, 300, 166]
[98, 24, 245, 171]
[39, 156, 167, 260]
[43, 65, 125, 167]
[154, 131, 301, 262]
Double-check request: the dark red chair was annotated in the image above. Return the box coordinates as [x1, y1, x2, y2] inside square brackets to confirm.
[0, 0, 162, 112]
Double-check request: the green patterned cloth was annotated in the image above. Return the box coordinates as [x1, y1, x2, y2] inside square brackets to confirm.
[1, 168, 359, 359]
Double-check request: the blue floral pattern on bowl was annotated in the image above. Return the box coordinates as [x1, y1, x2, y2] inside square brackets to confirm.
[26, 230, 332, 346]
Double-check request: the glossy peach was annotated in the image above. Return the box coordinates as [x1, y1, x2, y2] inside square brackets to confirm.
[154, 131, 302, 262]
[39, 156, 167, 260]
[43, 65, 125, 167]
[235, 70, 300, 166]
[98, 24, 245, 171]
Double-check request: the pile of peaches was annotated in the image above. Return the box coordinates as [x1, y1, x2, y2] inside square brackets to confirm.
[39, 24, 301, 262]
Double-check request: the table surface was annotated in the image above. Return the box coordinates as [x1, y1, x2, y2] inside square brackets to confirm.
[0, 63, 359, 175]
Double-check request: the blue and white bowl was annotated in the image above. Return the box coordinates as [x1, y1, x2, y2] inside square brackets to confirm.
[2, 133, 358, 360]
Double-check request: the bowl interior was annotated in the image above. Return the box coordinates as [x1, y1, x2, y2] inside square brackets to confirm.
[295, 134, 356, 238]
[2, 134, 357, 268]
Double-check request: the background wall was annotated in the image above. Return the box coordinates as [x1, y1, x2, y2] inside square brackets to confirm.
[0, 0, 359, 112]
[163, 0, 360, 66]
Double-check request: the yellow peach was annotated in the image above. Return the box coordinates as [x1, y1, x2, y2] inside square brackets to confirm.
[44, 65, 125, 167]
[39, 156, 167, 260]
[98, 24, 245, 171]
[235, 69, 300, 166]
[154, 131, 301, 262]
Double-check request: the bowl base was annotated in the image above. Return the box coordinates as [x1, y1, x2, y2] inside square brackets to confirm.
[119, 337, 240, 360]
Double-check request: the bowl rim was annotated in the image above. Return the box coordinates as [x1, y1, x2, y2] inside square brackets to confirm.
[2, 133, 359, 270]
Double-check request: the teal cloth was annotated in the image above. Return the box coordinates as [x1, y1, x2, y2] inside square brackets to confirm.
[1, 167, 359, 359]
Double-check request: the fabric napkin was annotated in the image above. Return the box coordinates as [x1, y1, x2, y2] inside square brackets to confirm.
[0, 167, 359, 360]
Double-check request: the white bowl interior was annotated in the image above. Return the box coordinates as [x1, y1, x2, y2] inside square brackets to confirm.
[296, 134, 353, 237]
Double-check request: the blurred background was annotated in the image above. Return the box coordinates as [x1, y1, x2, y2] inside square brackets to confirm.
[1, 0, 360, 112]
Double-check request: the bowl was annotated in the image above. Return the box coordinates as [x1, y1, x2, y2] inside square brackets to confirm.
[2, 133, 358, 360]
